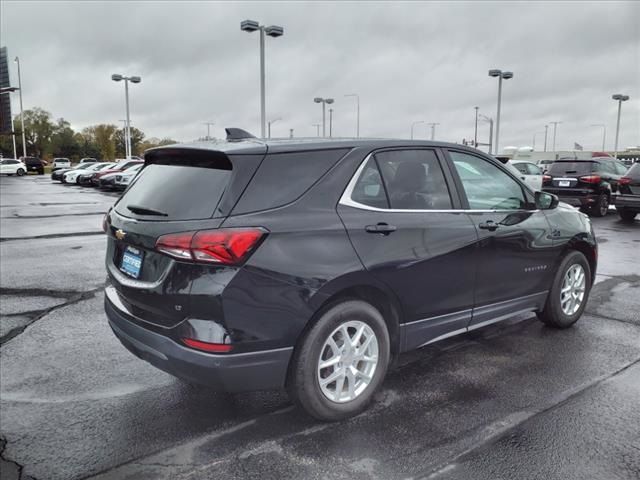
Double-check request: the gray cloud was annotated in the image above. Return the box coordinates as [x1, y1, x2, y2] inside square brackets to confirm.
[2, 0, 638, 152]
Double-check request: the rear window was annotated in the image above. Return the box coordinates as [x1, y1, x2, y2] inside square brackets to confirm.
[115, 163, 231, 220]
[232, 149, 349, 214]
[548, 161, 595, 175]
[627, 162, 640, 178]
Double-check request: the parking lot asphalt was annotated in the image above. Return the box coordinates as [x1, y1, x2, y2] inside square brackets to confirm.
[1, 175, 639, 480]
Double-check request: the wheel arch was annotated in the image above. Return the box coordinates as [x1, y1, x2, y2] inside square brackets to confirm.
[564, 235, 597, 285]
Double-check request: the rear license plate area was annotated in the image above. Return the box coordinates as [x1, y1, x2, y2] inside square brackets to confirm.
[558, 180, 570, 187]
[120, 246, 143, 279]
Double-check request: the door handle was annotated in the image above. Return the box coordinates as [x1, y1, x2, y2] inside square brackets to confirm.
[478, 220, 499, 231]
[365, 223, 397, 235]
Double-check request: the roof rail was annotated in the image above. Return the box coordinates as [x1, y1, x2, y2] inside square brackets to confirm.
[225, 128, 257, 142]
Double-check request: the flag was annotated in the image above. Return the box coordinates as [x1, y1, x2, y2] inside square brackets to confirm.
[574, 142, 583, 151]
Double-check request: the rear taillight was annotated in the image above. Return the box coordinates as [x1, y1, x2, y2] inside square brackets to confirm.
[182, 338, 233, 353]
[542, 175, 552, 184]
[619, 177, 632, 185]
[156, 228, 266, 265]
[579, 175, 601, 184]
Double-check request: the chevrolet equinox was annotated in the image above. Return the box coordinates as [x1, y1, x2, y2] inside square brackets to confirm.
[104, 131, 597, 421]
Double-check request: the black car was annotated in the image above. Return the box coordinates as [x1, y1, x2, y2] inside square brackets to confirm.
[542, 157, 629, 217]
[23, 157, 45, 175]
[77, 162, 116, 185]
[104, 134, 597, 421]
[614, 162, 640, 221]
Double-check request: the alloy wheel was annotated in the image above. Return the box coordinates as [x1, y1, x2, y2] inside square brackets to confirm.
[317, 321, 379, 403]
[560, 264, 586, 315]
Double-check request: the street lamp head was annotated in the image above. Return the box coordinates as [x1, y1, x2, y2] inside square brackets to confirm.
[129, 76, 142, 84]
[265, 25, 284, 37]
[314, 97, 323, 103]
[501, 71, 514, 79]
[14, 56, 19, 63]
[240, 19, 260, 32]
[488, 69, 502, 77]
[111, 74, 123, 82]
[325, 98, 334, 104]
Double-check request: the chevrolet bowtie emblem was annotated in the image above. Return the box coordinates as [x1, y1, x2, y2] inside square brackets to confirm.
[115, 229, 126, 240]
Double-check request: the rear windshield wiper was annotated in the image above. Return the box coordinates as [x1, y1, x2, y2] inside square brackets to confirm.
[126, 204, 168, 216]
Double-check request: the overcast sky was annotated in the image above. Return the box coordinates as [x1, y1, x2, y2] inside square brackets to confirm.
[1, 1, 638, 152]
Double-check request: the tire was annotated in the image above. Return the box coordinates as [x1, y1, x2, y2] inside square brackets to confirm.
[618, 208, 637, 222]
[288, 300, 390, 421]
[16, 169, 25, 176]
[76, 177, 81, 184]
[537, 251, 591, 329]
[590, 193, 608, 217]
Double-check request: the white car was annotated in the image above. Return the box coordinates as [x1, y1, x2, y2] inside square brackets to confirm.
[63, 162, 107, 184]
[113, 163, 143, 189]
[52, 158, 71, 170]
[0, 158, 27, 176]
[509, 161, 544, 191]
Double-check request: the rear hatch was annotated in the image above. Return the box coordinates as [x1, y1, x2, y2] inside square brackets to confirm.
[106, 146, 266, 328]
[545, 161, 598, 195]
[619, 163, 640, 196]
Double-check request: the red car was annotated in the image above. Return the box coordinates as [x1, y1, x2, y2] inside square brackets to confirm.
[90, 160, 143, 187]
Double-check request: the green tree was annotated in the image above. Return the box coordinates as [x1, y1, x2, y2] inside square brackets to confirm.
[13, 108, 56, 158]
[114, 126, 145, 157]
[82, 124, 117, 160]
[50, 118, 81, 159]
[137, 137, 177, 155]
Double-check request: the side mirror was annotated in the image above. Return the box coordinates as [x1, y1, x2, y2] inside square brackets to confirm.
[535, 191, 559, 210]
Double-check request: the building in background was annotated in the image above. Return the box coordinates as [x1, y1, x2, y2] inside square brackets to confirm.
[0, 46, 13, 136]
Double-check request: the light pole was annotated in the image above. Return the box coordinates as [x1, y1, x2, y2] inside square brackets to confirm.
[488, 69, 513, 155]
[590, 124, 606, 151]
[203, 122, 215, 141]
[289, 128, 294, 139]
[267, 117, 280, 139]
[532, 131, 545, 150]
[474, 106, 479, 147]
[427, 122, 440, 140]
[312, 123, 321, 137]
[111, 74, 141, 159]
[550, 121, 562, 155]
[411, 120, 424, 140]
[119, 120, 132, 157]
[241, 20, 284, 139]
[314, 97, 334, 137]
[544, 124, 548, 152]
[14, 57, 26, 158]
[479, 114, 493, 154]
[344, 93, 360, 138]
[612, 94, 630, 159]
[329, 109, 334, 137]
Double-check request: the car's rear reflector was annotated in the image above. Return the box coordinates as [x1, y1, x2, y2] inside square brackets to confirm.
[579, 175, 601, 184]
[156, 228, 266, 265]
[619, 177, 631, 185]
[542, 175, 552, 184]
[182, 338, 233, 353]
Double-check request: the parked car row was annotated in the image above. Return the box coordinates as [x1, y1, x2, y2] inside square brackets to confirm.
[51, 159, 144, 191]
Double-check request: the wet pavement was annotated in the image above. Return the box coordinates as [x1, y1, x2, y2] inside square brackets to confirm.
[1, 175, 639, 480]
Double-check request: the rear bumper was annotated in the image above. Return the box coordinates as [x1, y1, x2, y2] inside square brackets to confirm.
[613, 194, 640, 211]
[554, 195, 598, 208]
[104, 286, 293, 392]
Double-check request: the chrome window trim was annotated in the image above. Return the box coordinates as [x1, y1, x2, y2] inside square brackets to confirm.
[338, 152, 539, 214]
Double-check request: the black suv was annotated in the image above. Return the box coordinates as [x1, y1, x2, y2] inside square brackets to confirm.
[542, 157, 629, 216]
[614, 162, 640, 221]
[104, 134, 597, 420]
[23, 157, 45, 175]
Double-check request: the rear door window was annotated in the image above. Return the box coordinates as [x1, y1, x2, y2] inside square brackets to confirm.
[375, 149, 453, 210]
[232, 149, 349, 214]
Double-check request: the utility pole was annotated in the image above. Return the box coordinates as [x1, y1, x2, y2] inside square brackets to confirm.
[312, 123, 320, 137]
[550, 121, 562, 155]
[544, 124, 548, 152]
[427, 122, 440, 140]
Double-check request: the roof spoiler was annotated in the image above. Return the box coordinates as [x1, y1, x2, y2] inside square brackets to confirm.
[225, 128, 257, 142]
